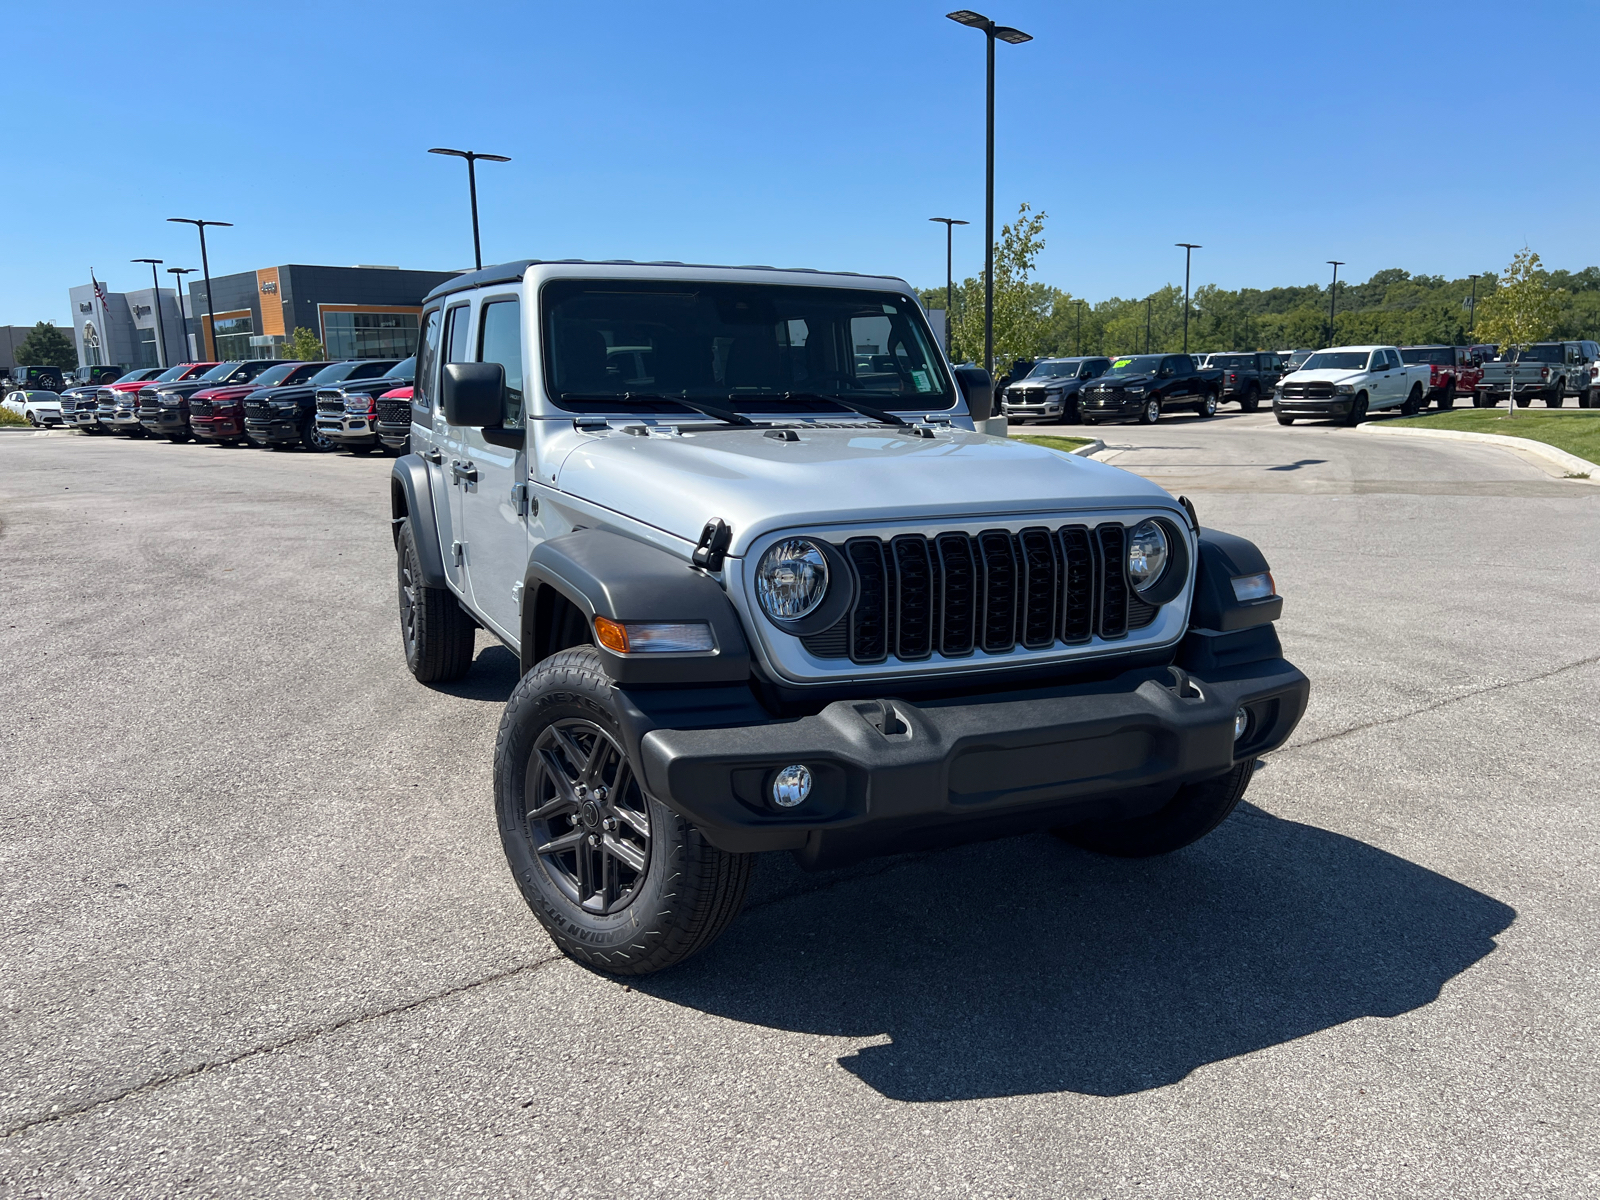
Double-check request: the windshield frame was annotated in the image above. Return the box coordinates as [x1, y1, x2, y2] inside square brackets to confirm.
[1106, 355, 1166, 376]
[1022, 359, 1086, 379]
[538, 279, 956, 418]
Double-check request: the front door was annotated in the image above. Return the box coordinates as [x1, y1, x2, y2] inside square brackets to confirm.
[458, 294, 530, 642]
[429, 303, 472, 594]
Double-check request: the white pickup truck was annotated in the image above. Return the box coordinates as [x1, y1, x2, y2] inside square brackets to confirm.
[1272, 345, 1430, 425]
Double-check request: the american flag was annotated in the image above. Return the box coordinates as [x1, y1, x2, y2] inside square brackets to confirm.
[91, 271, 109, 308]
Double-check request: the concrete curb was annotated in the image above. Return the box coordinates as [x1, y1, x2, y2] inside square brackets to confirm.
[1071, 439, 1106, 457]
[1357, 422, 1599, 479]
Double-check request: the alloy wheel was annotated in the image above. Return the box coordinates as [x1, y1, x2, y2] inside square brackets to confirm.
[524, 719, 651, 915]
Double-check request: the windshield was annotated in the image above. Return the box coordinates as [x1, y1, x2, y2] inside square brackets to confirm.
[152, 365, 191, 383]
[1024, 360, 1082, 378]
[197, 363, 241, 382]
[386, 356, 417, 380]
[251, 362, 302, 388]
[1401, 348, 1454, 366]
[1302, 351, 1371, 371]
[1106, 355, 1165, 375]
[308, 362, 360, 385]
[1208, 355, 1253, 369]
[1501, 344, 1563, 363]
[541, 280, 954, 415]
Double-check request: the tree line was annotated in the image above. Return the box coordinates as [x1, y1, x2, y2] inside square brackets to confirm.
[921, 206, 1600, 364]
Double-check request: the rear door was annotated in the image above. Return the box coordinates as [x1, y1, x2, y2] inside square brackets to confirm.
[458, 292, 530, 641]
[428, 302, 472, 595]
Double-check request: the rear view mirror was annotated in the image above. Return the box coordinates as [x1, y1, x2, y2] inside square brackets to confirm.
[953, 365, 993, 422]
[442, 362, 505, 427]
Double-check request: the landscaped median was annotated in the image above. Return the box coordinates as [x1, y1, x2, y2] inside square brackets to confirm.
[1012, 433, 1100, 456]
[1364, 410, 1599, 478]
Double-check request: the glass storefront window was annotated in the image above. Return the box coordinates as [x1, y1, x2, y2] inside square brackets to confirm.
[134, 328, 159, 368]
[324, 311, 420, 360]
[213, 315, 255, 361]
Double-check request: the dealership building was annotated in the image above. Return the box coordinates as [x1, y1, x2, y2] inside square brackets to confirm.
[68, 263, 460, 368]
[186, 264, 459, 361]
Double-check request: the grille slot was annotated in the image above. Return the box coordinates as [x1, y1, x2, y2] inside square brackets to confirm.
[189, 399, 213, 418]
[316, 393, 345, 415]
[1281, 381, 1335, 399]
[816, 521, 1169, 666]
[376, 399, 411, 425]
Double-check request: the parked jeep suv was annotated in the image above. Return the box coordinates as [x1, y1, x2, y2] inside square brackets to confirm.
[315, 356, 417, 453]
[244, 359, 401, 451]
[388, 260, 1308, 976]
[1197, 352, 1283, 411]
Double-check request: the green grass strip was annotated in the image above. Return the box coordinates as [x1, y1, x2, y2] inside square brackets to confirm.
[1383, 410, 1600, 468]
[1013, 433, 1095, 454]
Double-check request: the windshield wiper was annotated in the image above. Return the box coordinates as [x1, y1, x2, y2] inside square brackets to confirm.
[559, 392, 755, 427]
[767, 391, 910, 427]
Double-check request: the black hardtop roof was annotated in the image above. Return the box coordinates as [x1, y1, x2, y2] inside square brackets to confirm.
[423, 258, 901, 304]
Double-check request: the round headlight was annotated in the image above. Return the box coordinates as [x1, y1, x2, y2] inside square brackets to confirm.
[756, 538, 829, 621]
[1127, 520, 1170, 591]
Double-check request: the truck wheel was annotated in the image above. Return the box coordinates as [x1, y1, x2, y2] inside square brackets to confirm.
[1344, 393, 1369, 426]
[1545, 386, 1564, 408]
[1515, 395, 1531, 408]
[301, 416, 337, 452]
[1053, 759, 1252, 858]
[1581, 388, 1593, 408]
[1275, 414, 1294, 425]
[1197, 392, 1218, 418]
[1437, 379, 1455, 410]
[1401, 385, 1424, 416]
[1241, 386, 1261, 413]
[397, 519, 475, 683]
[1138, 398, 1160, 425]
[495, 646, 753, 976]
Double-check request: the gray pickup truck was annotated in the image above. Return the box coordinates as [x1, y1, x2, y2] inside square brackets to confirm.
[389, 259, 1308, 975]
[1474, 341, 1600, 408]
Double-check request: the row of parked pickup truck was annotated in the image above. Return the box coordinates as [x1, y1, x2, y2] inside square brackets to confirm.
[49, 356, 418, 453]
[1000, 339, 1600, 425]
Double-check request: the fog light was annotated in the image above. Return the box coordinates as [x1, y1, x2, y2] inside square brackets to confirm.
[771, 764, 812, 808]
[1234, 707, 1249, 741]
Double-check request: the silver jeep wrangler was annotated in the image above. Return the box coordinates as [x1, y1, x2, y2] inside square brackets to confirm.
[390, 260, 1308, 975]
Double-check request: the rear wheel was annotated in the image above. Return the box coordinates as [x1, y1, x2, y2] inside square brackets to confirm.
[397, 518, 475, 683]
[1197, 391, 1219, 418]
[1437, 379, 1455, 410]
[1546, 383, 1564, 407]
[495, 646, 753, 976]
[1240, 385, 1261, 412]
[1054, 760, 1253, 858]
[1401, 385, 1424, 416]
[1138, 397, 1161, 425]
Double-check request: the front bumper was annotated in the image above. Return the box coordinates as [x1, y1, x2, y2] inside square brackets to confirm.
[245, 417, 304, 445]
[139, 407, 189, 435]
[625, 656, 1308, 866]
[317, 412, 380, 446]
[191, 413, 244, 440]
[376, 420, 410, 450]
[1079, 394, 1145, 418]
[1274, 396, 1352, 416]
[99, 408, 142, 431]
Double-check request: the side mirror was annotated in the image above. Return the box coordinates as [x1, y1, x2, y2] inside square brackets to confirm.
[953, 364, 993, 422]
[442, 362, 505, 427]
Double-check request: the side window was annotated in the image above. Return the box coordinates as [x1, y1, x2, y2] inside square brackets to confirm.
[1388, 349, 1403, 369]
[415, 308, 442, 410]
[440, 304, 471, 411]
[478, 297, 524, 429]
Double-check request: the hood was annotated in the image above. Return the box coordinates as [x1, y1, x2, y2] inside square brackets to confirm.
[380, 386, 413, 399]
[192, 384, 256, 400]
[1087, 374, 1154, 388]
[554, 424, 1173, 553]
[1283, 369, 1365, 385]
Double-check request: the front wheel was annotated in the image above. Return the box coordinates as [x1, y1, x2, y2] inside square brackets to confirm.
[397, 519, 475, 683]
[1546, 387, 1564, 408]
[1515, 394, 1532, 408]
[1138, 397, 1161, 425]
[1581, 388, 1594, 409]
[1276, 413, 1294, 425]
[495, 647, 753, 975]
[301, 416, 337, 453]
[1054, 759, 1253, 857]
[1344, 392, 1369, 426]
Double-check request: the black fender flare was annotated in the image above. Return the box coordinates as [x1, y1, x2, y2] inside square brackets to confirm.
[522, 529, 750, 685]
[390, 454, 447, 587]
[1189, 528, 1283, 632]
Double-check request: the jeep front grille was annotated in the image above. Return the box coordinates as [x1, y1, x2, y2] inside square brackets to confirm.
[802, 524, 1161, 664]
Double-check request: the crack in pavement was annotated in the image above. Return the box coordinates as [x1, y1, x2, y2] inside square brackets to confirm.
[1282, 651, 1600, 754]
[0, 955, 564, 1142]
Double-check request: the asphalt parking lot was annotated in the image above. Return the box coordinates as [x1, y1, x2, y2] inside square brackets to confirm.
[1, 415, 1596, 1199]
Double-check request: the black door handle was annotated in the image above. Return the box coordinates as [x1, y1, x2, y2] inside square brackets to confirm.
[424, 448, 442, 464]
[451, 460, 478, 485]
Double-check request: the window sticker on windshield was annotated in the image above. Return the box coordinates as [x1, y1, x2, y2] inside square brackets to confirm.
[1113, 358, 1134, 368]
[912, 370, 931, 391]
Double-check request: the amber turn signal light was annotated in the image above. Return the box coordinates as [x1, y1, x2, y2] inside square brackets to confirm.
[593, 616, 629, 653]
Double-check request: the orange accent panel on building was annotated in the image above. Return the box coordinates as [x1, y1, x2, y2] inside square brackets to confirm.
[256, 268, 285, 336]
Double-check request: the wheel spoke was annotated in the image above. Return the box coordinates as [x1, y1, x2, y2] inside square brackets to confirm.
[599, 845, 616, 910]
[528, 793, 578, 823]
[537, 748, 580, 799]
[548, 726, 588, 777]
[603, 833, 646, 875]
[535, 829, 586, 855]
[614, 805, 649, 838]
[574, 837, 595, 900]
[580, 734, 608, 784]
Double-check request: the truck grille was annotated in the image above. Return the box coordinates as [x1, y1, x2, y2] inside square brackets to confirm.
[376, 398, 411, 425]
[1280, 381, 1335, 399]
[802, 524, 1160, 664]
[245, 398, 275, 420]
[315, 390, 345, 415]
[1084, 386, 1124, 404]
[189, 399, 212, 418]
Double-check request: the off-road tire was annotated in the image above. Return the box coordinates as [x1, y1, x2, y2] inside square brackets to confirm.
[1241, 386, 1261, 412]
[1581, 388, 1593, 409]
[495, 646, 753, 975]
[1053, 759, 1253, 858]
[1344, 392, 1369, 426]
[397, 519, 475, 683]
[1438, 379, 1455, 410]
[1546, 385, 1564, 407]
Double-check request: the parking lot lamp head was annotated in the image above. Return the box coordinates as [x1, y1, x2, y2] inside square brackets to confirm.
[929, 218, 969, 349]
[1326, 261, 1344, 345]
[131, 258, 168, 369]
[167, 267, 196, 358]
[167, 219, 232, 361]
[947, 11, 1032, 377]
[1176, 244, 1201, 353]
[429, 148, 512, 272]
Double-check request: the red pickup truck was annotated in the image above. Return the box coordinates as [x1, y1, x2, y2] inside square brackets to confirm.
[189, 361, 331, 446]
[1399, 345, 1483, 409]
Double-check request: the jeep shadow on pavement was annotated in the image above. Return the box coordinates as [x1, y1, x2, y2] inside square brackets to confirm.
[388, 260, 1311, 976]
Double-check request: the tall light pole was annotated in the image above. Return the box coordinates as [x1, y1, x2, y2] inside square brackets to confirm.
[1468, 273, 1481, 336]
[167, 268, 196, 361]
[928, 217, 969, 354]
[1326, 260, 1345, 346]
[130, 258, 168, 368]
[429, 147, 511, 271]
[1146, 296, 1152, 353]
[1075, 299, 1084, 356]
[1175, 243, 1201, 354]
[167, 219, 232, 360]
[947, 11, 1032, 377]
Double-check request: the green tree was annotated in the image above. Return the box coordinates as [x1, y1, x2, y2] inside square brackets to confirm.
[1472, 248, 1562, 419]
[950, 203, 1051, 369]
[13, 321, 77, 369]
[282, 326, 326, 361]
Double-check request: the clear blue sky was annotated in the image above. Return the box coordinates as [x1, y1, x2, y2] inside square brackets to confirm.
[3, 0, 1592, 327]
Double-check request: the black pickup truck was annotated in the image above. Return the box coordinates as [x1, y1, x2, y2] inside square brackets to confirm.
[244, 359, 401, 451]
[1078, 353, 1224, 425]
[1198, 351, 1283, 411]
